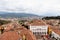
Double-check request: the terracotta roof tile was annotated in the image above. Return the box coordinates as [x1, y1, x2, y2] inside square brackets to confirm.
[30, 20, 47, 26]
[48, 25, 60, 35]
[0, 31, 22, 40]
[0, 27, 36, 40]
[15, 27, 37, 40]
[53, 29, 60, 35]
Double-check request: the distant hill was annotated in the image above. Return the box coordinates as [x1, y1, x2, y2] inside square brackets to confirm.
[0, 12, 39, 18]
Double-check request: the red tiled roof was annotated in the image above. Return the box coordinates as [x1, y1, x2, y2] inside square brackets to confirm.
[53, 29, 60, 35]
[30, 20, 47, 26]
[0, 27, 36, 40]
[15, 27, 37, 40]
[0, 31, 22, 40]
[48, 25, 60, 35]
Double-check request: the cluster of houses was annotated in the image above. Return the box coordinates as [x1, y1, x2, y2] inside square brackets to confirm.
[25, 19, 60, 40]
[0, 22, 36, 40]
[49, 26, 60, 40]
[0, 19, 60, 40]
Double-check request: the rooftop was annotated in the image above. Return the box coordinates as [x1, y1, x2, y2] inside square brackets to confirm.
[30, 20, 47, 26]
[48, 25, 60, 36]
[0, 31, 21, 40]
[0, 27, 36, 40]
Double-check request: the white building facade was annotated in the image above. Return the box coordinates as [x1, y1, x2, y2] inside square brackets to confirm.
[51, 31, 60, 40]
[29, 25, 48, 35]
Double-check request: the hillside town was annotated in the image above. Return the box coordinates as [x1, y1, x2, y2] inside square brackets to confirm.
[0, 18, 60, 40]
[0, 0, 60, 40]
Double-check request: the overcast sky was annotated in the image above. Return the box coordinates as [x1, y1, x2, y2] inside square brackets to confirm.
[0, 0, 60, 16]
